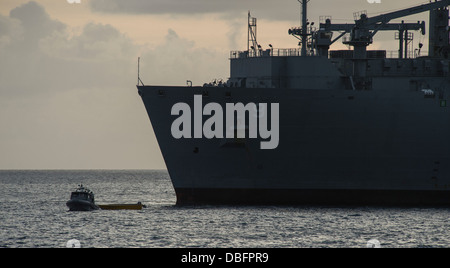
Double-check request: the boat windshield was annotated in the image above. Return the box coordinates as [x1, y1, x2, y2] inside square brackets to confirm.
[71, 192, 93, 201]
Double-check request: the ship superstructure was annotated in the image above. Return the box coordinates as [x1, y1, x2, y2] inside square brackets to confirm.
[137, 1, 450, 205]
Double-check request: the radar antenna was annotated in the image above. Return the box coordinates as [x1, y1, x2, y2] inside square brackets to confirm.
[137, 57, 144, 86]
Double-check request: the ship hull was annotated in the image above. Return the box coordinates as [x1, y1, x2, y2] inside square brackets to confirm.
[175, 188, 450, 206]
[138, 83, 450, 206]
[66, 199, 99, 211]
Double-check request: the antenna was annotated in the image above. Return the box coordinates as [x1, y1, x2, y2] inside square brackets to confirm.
[137, 57, 144, 86]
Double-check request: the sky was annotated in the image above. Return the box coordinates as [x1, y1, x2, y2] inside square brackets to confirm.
[0, 0, 434, 169]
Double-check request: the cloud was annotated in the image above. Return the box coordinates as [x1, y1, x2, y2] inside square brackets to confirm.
[9, 1, 66, 44]
[0, 1, 230, 169]
[139, 29, 228, 86]
[0, 2, 139, 98]
[87, 0, 431, 53]
[89, 0, 302, 21]
[0, 2, 151, 169]
[89, 0, 245, 15]
[88, 0, 431, 23]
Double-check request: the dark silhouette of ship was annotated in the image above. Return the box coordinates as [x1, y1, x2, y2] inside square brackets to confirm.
[137, 1, 450, 205]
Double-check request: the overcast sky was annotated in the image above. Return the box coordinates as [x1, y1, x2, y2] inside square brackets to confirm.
[0, 0, 433, 169]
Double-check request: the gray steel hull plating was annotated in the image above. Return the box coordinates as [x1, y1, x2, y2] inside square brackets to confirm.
[138, 83, 450, 205]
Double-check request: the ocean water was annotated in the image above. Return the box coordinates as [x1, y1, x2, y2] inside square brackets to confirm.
[1, 170, 450, 248]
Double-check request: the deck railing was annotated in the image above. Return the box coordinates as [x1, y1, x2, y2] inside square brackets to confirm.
[230, 48, 303, 59]
[230, 49, 428, 59]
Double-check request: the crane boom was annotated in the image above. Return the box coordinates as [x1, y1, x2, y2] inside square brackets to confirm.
[289, 0, 450, 60]
[345, 0, 450, 88]
[346, 0, 450, 54]
[321, 22, 425, 34]
[364, 0, 450, 25]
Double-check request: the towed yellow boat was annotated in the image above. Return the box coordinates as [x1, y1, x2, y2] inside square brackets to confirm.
[98, 202, 146, 210]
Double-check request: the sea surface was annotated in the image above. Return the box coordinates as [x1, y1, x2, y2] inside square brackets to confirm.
[1, 170, 450, 248]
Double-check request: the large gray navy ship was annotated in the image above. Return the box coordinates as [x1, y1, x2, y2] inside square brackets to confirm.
[137, 1, 450, 205]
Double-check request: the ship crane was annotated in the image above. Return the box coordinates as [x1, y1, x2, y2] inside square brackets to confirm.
[289, 0, 450, 58]
[344, 0, 450, 60]
[317, 20, 426, 59]
[298, 0, 450, 90]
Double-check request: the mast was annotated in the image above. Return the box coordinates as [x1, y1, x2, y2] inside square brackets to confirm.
[299, 0, 309, 56]
[248, 11, 259, 56]
[288, 0, 312, 56]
